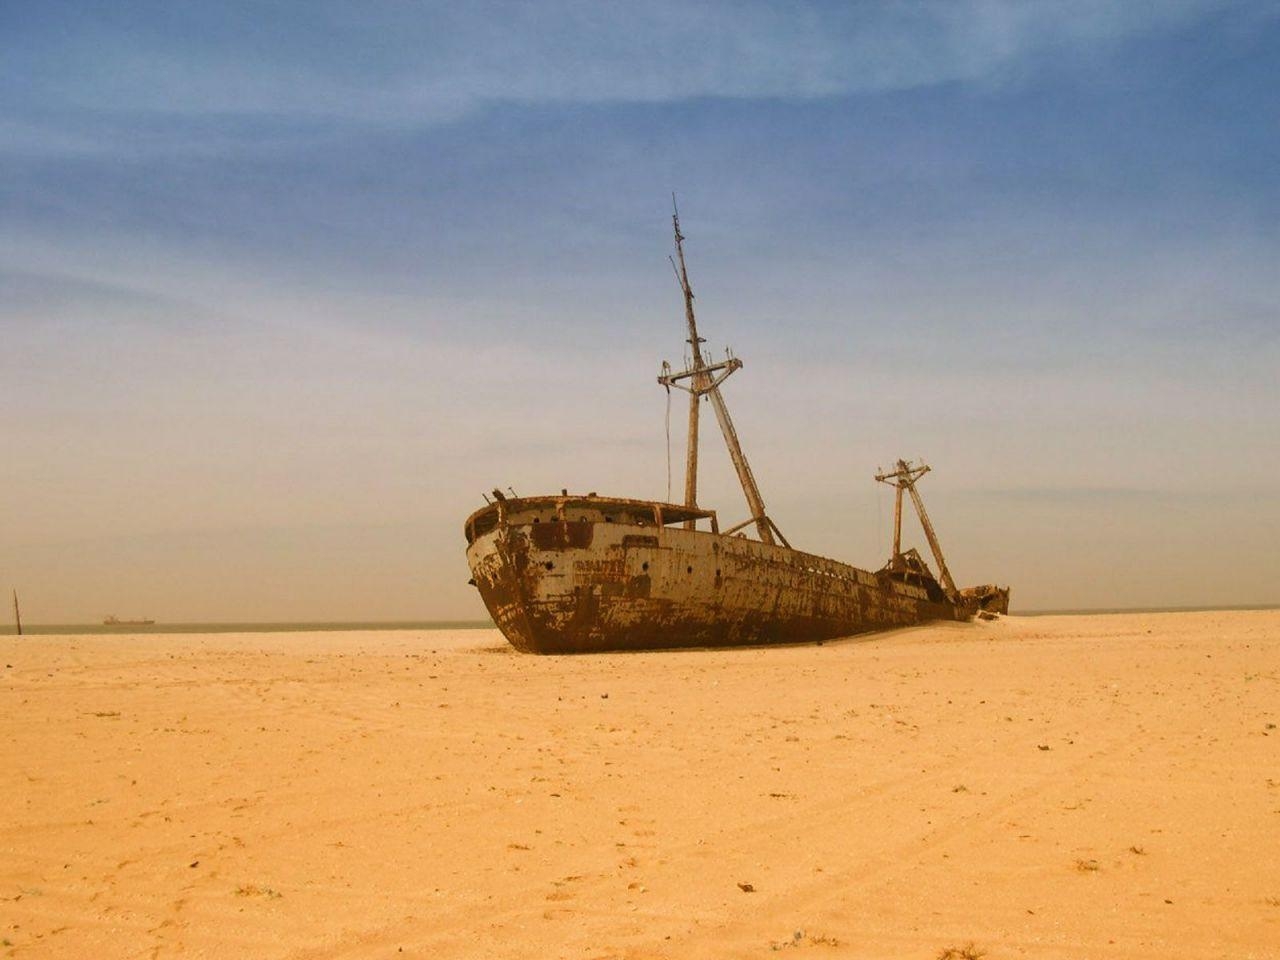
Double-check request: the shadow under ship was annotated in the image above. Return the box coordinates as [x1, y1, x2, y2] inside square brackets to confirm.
[465, 210, 1009, 653]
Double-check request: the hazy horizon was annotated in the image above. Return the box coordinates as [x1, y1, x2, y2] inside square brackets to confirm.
[4, 2, 1278, 622]
[9, 603, 1280, 635]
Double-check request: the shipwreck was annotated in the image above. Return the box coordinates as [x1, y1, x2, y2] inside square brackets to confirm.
[465, 208, 1009, 653]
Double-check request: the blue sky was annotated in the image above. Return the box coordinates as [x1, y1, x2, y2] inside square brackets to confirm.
[3, 1, 1278, 620]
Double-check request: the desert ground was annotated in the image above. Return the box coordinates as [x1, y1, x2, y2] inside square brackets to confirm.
[2, 611, 1278, 959]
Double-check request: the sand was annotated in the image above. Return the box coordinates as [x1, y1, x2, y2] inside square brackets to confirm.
[2, 611, 1278, 959]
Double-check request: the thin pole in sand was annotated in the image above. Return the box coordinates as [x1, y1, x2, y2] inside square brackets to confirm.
[11, 589, 21, 636]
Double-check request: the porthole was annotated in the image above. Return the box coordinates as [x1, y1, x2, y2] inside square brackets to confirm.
[641, 562, 649, 572]
[544, 561, 554, 571]
[686, 565, 693, 574]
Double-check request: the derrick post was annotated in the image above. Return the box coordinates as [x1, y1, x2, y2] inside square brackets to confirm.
[684, 390, 700, 526]
[892, 478, 904, 558]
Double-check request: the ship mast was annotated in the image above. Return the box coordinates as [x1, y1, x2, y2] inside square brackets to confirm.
[658, 202, 785, 547]
[673, 207, 704, 526]
[875, 459, 958, 600]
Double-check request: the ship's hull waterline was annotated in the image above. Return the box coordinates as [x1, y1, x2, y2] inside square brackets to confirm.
[465, 496, 1002, 654]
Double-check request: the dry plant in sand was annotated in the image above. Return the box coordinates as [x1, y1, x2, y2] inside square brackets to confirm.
[234, 884, 282, 899]
[769, 930, 841, 951]
[937, 944, 985, 960]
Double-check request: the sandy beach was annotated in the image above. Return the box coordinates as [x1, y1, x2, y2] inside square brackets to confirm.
[2, 611, 1277, 959]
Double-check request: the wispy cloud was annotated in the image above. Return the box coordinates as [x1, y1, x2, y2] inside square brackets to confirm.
[3, 0, 1254, 143]
[0, 267, 219, 327]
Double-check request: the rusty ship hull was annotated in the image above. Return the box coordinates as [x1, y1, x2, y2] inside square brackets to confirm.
[463, 208, 1008, 653]
[466, 495, 1001, 654]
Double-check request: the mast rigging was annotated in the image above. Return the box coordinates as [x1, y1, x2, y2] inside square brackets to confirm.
[657, 199, 784, 546]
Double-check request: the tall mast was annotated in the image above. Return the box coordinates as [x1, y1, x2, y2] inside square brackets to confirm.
[875, 459, 958, 600]
[12, 589, 21, 637]
[672, 209, 704, 528]
[659, 202, 784, 546]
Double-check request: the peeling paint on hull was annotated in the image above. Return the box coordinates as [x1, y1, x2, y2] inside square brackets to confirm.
[464, 498, 1002, 654]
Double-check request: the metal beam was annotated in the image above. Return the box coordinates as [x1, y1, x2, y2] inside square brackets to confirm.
[905, 474, 958, 599]
[672, 203, 705, 531]
[892, 483, 903, 557]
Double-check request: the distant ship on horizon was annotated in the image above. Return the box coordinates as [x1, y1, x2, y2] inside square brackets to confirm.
[102, 615, 155, 626]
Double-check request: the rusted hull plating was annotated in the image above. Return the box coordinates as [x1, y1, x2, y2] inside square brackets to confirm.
[466, 497, 1005, 654]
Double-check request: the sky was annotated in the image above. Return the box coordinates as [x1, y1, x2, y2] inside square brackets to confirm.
[3, 0, 1278, 623]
